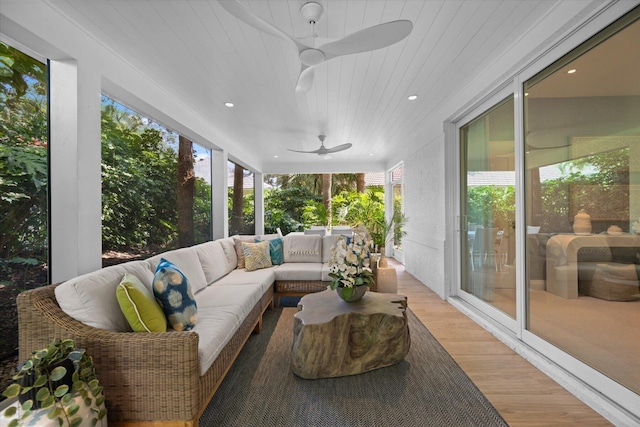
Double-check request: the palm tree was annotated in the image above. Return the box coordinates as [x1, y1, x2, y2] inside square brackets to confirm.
[177, 135, 195, 247]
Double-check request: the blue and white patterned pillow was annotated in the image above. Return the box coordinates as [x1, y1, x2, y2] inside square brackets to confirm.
[256, 237, 284, 265]
[152, 258, 198, 331]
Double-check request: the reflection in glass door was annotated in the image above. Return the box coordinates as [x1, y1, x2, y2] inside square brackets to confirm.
[460, 97, 516, 318]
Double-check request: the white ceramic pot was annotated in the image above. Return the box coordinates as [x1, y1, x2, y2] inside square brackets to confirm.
[573, 209, 592, 235]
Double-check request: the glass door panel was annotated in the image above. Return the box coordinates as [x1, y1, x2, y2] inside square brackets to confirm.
[460, 97, 516, 318]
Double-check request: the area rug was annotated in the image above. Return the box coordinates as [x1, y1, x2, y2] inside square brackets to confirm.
[200, 307, 508, 427]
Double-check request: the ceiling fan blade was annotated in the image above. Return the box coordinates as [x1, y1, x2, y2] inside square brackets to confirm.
[217, 0, 306, 51]
[324, 143, 352, 154]
[287, 147, 322, 154]
[320, 20, 413, 59]
[295, 65, 315, 93]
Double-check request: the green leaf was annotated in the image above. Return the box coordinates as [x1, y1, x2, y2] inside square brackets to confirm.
[50, 365, 67, 381]
[36, 386, 50, 401]
[34, 373, 48, 387]
[60, 393, 73, 405]
[3, 406, 17, 417]
[8, 419, 19, 427]
[40, 394, 55, 408]
[54, 384, 69, 397]
[2, 383, 21, 398]
[21, 399, 33, 411]
[68, 403, 80, 416]
[47, 406, 62, 419]
[70, 417, 83, 427]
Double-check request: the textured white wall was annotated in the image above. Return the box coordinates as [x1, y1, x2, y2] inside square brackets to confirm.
[403, 134, 447, 298]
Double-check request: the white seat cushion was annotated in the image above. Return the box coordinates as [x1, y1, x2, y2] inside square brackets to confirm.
[194, 284, 264, 375]
[274, 263, 322, 281]
[212, 267, 276, 293]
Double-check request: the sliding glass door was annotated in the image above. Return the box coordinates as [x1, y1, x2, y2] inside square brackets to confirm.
[459, 97, 516, 320]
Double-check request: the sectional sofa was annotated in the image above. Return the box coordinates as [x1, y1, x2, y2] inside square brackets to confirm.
[16, 233, 347, 426]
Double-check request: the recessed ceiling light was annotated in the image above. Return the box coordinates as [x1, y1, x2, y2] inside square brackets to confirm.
[525, 92, 529, 96]
[224, 102, 234, 107]
[567, 69, 576, 74]
[407, 94, 418, 101]
[369, 153, 374, 156]
[273, 155, 279, 158]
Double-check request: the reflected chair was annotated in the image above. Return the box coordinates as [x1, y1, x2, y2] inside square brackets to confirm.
[471, 227, 498, 271]
[494, 230, 508, 271]
[304, 226, 327, 236]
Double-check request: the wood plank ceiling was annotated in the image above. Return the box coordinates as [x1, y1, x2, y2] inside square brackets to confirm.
[48, 0, 556, 171]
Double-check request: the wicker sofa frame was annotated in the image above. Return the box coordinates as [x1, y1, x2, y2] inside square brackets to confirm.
[17, 282, 274, 426]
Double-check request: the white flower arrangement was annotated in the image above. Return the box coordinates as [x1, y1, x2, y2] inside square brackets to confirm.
[328, 225, 375, 299]
[632, 218, 640, 234]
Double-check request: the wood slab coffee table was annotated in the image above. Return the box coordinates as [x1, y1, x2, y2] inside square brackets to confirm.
[292, 288, 410, 379]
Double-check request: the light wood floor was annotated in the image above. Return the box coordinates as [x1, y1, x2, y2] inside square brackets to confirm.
[392, 260, 612, 426]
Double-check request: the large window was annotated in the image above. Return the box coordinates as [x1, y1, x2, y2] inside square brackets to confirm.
[101, 96, 212, 265]
[524, 11, 640, 395]
[228, 161, 255, 235]
[0, 42, 48, 396]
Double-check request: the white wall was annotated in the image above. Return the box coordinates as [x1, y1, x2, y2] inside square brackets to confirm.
[403, 134, 446, 298]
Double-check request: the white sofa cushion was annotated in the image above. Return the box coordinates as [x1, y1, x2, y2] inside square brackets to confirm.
[148, 246, 208, 294]
[55, 260, 153, 332]
[212, 267, 276, 294]
[218, 237, 238, 272]
[196, 241, 234, 284]
[322, 235, 343, 263]
[194, 284, 263, 375]
[274, 263, 322, 281]
[283, 234, 322, 263]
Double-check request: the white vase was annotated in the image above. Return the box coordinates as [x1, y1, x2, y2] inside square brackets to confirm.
[573, 209, 592, 235]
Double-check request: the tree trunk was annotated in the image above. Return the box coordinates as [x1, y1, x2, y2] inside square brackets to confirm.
[356, 173, 365, 193]
[322, 173, 332, 225]
[231, 164, 245, 234]
[177, 135, 195, 247]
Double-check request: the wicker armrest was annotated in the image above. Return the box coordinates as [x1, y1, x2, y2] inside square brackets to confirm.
[17, 284, 202, 422]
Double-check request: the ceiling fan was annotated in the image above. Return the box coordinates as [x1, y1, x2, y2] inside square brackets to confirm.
[218, 0, 413, 93]
[287, 134, 352, 158]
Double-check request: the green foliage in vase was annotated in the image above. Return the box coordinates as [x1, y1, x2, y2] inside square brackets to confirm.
[2, 339, 107, 426]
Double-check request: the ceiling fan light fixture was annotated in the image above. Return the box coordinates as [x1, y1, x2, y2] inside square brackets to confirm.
[300, 49, 325, 66]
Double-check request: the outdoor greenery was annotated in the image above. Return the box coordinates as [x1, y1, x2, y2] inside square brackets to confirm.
[0, 42, 48, 287]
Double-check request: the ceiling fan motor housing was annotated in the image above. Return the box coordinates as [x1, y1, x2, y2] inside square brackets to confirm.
[301, 2, 323, 24]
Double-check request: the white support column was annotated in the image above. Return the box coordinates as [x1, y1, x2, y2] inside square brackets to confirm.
[212, 149, 228, 239]
[49, 59, 102, 282]
[254, 172, 264, 235]
[384, 170, 394, 257]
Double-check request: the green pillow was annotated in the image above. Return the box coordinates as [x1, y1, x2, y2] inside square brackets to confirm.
[256, 237, 284, 265]
[116, 274, 167, 332]
[242, 241, 273, 271]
